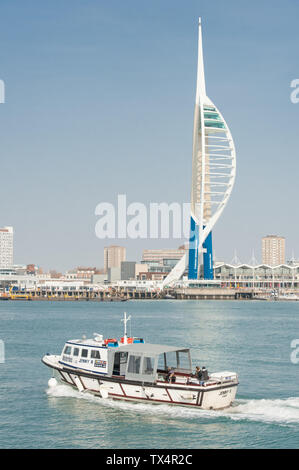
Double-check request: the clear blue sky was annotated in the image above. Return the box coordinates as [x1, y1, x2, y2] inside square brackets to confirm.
[0, 0, 298, 271]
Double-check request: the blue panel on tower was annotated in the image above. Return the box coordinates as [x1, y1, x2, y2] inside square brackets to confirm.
[188, 216, 199, 279]
[203, 230, 214, 280]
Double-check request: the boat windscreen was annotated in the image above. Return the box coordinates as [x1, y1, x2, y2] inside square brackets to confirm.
[159, 350, 192, 373]
[176, 350, 192, 373]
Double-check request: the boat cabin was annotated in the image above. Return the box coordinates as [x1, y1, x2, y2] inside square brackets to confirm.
[107, 343, 192, 384]
[59, 337, 192, 384]
[60, 337, 109, 375]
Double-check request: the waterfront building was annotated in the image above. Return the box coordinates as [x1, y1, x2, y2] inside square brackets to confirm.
[65, 267, 102, 281]
[141, 248, 187, 281]
[91, 273, 108, 284]
[108, 266, 121, 282]
[121, 261, 136, 281]
[65, 270, 77, 280]
[0, 226, 13, 268]
[135, 263, 147, 278]
[50, 270, 63, 279]
[120, 261, 149, 281]
[0, 265, 27, 276]
[137, 271, 169, 281]
[116, 279, 160, 292]
[262, 235, 285, 266]
[213, 262, 297, 289]
[104, 245, 126, 273]
[76, 267, 97, 280]
[26, 264, 38, 275]
[142, 248, 186, 265]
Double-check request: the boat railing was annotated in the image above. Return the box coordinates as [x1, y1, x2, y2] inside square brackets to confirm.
[207, 373, 238, 385]
[155, 369, 238, 386]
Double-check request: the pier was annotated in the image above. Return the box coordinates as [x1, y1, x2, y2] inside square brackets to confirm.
[1, 285, 298, 301]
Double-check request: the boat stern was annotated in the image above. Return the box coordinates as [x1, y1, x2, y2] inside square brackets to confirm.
[200, 371, 239, 410]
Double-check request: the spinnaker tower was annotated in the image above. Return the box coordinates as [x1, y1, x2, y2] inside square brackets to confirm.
[162, 18, 236, 288]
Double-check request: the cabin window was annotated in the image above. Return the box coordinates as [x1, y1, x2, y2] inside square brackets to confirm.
[142, 357, 154, 375]
[120, 352, 128, 363]
[73, 348, 79, 356]
[81, 349, 89, 358]
[128, 355, 141, 374]
[91, 350, 101, 359]
[63, 346, 72, 355]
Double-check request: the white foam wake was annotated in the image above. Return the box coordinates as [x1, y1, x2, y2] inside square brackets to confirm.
[46, 384, 299, 426]
[224, 397, 299, 425]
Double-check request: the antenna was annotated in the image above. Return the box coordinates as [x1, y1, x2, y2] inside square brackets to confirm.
[196, 16, 207, 102]
[121, 312, 131, 345]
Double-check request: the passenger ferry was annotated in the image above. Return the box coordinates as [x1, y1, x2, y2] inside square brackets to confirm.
[42, 313, 238, 410]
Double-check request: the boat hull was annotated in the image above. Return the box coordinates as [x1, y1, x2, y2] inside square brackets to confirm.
[43, 355, 238, 410]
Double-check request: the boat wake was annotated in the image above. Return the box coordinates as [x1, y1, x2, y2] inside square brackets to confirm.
[221, 397, 299, 425]
[46, 384, 299, 426]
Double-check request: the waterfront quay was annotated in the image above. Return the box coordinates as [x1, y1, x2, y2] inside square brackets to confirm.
[1, 264, 299, 301]
[1, 285, 298, 301]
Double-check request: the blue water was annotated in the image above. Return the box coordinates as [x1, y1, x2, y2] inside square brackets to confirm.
[0, 300, 299, 449]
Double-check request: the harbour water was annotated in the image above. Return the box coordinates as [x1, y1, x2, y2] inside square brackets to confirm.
[0, 300, 299, 449]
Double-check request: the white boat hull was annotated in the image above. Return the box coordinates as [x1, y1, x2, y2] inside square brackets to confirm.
[43, 355, 238, 410]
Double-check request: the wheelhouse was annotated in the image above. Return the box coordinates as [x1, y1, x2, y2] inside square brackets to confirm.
[107, 343, 192, 383]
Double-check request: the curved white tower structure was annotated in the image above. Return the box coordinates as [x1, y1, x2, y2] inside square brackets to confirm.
[162, 18, 236, 288]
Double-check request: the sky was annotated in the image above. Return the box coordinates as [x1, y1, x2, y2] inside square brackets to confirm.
[0, 0, 298, 271]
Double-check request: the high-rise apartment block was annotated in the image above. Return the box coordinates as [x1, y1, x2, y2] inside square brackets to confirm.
[104, 245, 126, 273]
[262, 235, 285, 266]
[0, 226, 13, 268]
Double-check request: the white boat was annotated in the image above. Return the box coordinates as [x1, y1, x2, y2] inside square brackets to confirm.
[42, 313, 238, 410]
[278, 293, 299, 301]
